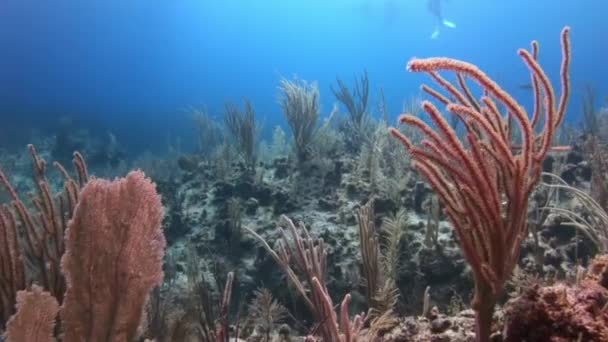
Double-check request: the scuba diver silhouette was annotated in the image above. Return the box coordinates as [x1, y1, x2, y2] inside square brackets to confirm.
[428, 0, 456, 39]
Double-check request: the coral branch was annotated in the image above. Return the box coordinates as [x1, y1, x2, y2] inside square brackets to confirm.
[0, 206, 25, 328]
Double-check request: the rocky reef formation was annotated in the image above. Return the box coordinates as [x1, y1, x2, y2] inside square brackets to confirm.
[502, 255, 608, 342]
[2, 27, 608, 342]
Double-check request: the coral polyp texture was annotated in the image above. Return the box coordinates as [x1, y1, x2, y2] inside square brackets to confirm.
[60, 171, 166, 341]
[503, 255, 608, 341]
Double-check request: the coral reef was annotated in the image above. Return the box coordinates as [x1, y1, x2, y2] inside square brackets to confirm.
[503, 255, 608, 341]
[4, 23, 608, 342]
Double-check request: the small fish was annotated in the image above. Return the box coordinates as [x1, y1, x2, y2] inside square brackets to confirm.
[518, 83, 533, 90]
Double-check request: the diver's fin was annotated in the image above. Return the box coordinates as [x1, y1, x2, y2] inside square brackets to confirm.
[442, 20, 456, 28]
[430, 27, 440, 39]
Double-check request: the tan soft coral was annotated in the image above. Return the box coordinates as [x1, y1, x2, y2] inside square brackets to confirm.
[585, 254, 608, 287]
[503, 255, 608, 342]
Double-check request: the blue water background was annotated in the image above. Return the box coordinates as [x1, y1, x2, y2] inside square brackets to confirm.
[1, 0, 607, 155]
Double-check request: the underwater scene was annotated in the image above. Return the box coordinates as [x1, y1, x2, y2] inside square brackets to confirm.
[2, 0, 608, 341]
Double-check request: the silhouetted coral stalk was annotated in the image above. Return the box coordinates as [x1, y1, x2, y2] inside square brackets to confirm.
[0, 206, 24, 329]
[224, 100, 259, 168]
[356, 200, 380, 311]
[217, 271, 234, 342]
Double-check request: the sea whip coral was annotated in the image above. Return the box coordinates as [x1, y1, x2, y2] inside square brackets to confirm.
[390, 27, 571, 342]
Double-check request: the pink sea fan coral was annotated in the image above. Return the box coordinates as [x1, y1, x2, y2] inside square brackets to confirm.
[3, 285, 59, 342]
[60, 170, 166, 342]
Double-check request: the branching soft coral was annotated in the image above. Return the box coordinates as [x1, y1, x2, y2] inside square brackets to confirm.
[390, 27, 571, 342]
[246, 216, 364, 341]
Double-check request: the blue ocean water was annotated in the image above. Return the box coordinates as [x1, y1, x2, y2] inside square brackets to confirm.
[1, 0, 607, 155]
